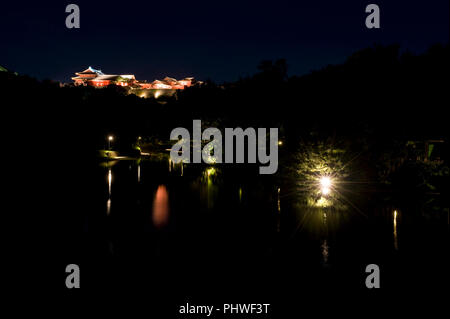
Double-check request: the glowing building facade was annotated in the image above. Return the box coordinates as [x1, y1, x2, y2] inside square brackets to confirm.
[71, 66, 197, 90]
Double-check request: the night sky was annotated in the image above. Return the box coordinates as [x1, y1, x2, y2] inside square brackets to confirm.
[1, 0, 448, 83]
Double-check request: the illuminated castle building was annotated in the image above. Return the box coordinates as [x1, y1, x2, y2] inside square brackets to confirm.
[71, 66, 196, 90]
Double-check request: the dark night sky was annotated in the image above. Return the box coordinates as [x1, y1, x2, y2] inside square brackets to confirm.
[1, 0, 448, 83]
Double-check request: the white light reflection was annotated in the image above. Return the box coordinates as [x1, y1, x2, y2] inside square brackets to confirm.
[137, 164, 141, 182]
[106, 198, 111, 215]
[276, 187, 281, 232]
[393, 210, 398, 250]
[277, 187, 281, 214]
[108, 168, 112, 196]
[107, 168, 113, 216]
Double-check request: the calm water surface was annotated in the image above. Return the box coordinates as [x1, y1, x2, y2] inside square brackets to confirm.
[80, 158, 449, 295]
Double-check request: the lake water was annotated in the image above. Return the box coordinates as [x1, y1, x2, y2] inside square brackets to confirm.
[78, 157, 449, 303]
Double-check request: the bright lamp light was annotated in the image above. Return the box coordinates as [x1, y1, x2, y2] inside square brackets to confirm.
[320, 176, 331, 188]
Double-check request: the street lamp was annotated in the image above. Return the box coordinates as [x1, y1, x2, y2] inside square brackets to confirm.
[108, 135, 114, 150]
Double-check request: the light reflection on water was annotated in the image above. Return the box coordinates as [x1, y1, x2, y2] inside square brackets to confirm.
[106, 198, 111, 216]
[277, 188, 281, 213]
[321, 239, 329, 265]
[289, 206, 350, 268]
[97, 159, 448, 271]
[168, 158, 184, 176]
[393, 210, 399, 250]
[108, 168, 112, 196]
[239, 187, 243, 203]
[107, 167, 112, 215]
[152, 185, 169, 228]
[191, 166, 221, 210]
[321, 212, 329, 266]
[276, 187, 281, 233]
[137, 164, 141, 183]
